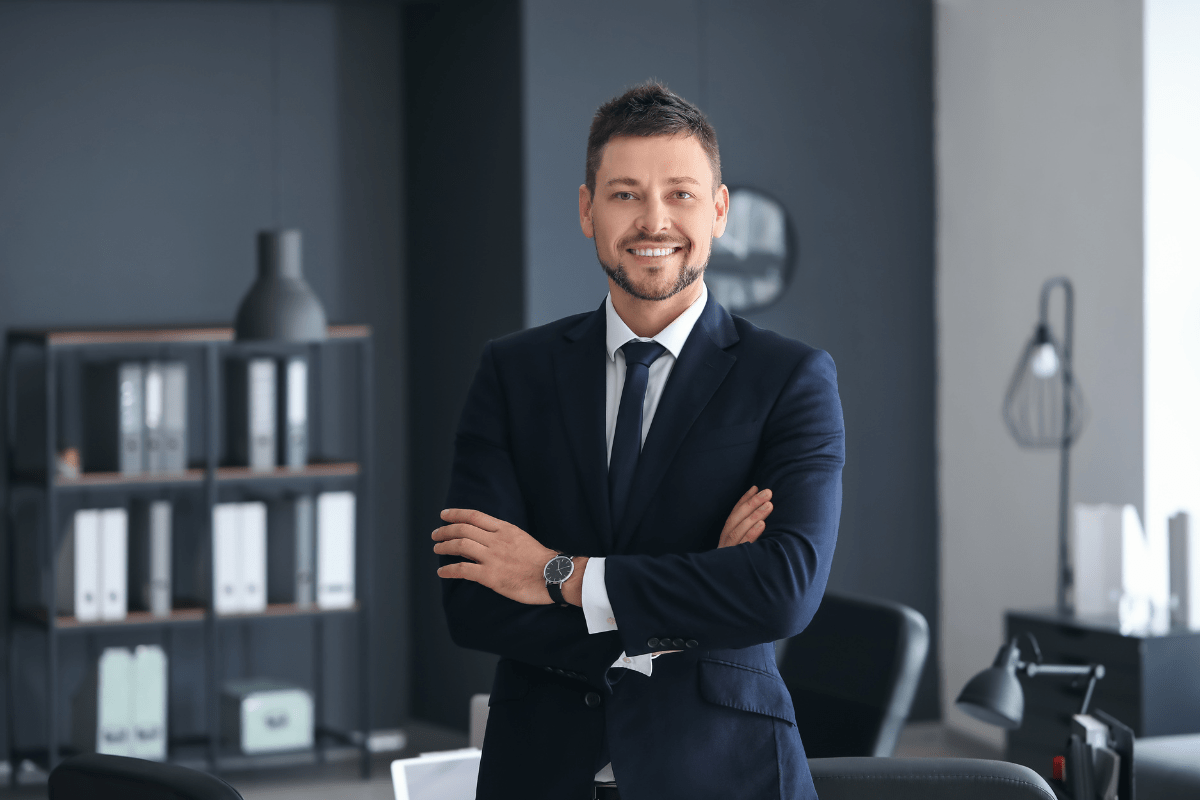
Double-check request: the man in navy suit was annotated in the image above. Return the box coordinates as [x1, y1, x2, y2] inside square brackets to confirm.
[433, 83, 845, 800]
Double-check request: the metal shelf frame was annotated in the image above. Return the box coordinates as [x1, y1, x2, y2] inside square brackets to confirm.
[4, 325, 374, 782]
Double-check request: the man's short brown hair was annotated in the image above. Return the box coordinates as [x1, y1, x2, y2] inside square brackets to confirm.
[585, 81, 721, 197]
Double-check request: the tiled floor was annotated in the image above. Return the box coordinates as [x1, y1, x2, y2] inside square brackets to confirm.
[0, 720, 1002, 799]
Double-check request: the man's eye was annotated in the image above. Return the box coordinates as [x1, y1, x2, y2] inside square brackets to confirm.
[675, 191, 693, 200]
[615, 192, 635, 200]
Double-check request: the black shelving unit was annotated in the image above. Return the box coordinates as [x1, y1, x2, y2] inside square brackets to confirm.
[4, 324, 374, 781]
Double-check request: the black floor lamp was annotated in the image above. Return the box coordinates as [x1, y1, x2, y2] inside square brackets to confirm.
[1002, 277, 1086, 616]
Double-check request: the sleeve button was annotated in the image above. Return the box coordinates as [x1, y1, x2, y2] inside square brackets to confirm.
[584, 692, 601, 708]
[672, 638, 685, 649]
[647, 638, 660, 648]
[686, 639, 699, 648]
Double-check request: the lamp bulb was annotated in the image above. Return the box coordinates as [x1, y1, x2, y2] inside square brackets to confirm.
[1030, 342, 1059, 378]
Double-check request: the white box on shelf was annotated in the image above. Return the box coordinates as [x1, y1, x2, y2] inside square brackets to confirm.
[220, 678, 313, 755]
[1073, 503, 1161, 631]
[1169, 511, 1200, 629]
[73, 647, 134, 757]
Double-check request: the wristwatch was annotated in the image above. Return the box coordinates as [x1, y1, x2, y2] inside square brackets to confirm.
[544, 553, 575, 607]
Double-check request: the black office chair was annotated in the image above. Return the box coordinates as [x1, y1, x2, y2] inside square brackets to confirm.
[48, 753, 244, 800]
[810, 757, 1055, 800]
[780, 591, 929, 757]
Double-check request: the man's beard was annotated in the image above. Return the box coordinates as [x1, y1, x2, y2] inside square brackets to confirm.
[596, 241, 707, 302]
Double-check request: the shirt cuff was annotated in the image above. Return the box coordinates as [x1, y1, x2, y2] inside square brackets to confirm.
[582, 556, 618, 634]
[610, 652, 653, 677]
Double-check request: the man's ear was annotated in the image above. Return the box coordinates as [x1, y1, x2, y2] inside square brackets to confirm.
[712, 184, 730, 239]
[579, 184, 595, 239]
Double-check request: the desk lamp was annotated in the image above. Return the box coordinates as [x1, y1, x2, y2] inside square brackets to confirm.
[956, 635, 1104, 729]
[1002, 277, 1086, 615]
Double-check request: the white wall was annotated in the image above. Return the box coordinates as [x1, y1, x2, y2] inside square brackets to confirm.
[1145, 0, 1200, 615]
[936, 0, 1144, 746]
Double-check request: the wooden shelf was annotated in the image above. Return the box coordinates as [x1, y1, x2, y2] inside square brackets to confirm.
[9, 323, 370, 347]
[48, 607, 205, 630]
[51, 463, 358, 488]
[55, 468, 206, 487]
[216, 602, 360, 621]
[216, 462, 360, 481]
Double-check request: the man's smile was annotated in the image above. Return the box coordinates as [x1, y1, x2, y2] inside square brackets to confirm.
[627, 245, 682, 258]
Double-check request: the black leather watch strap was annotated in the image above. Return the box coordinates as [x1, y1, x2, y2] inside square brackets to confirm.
[547, 580, 569, 607]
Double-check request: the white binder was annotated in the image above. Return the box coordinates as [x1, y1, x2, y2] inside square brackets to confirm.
[144, 362, 167, 473]
[213, 503, 244, 614]
[249, 358, 277, 471]
[99, 508, 128, 621]
[118, 363, 144, 474]
[241, 501, 268, 613]
[161, 361, 188, 473]
[130, 645, 168, 761]
[72, 509, 102, 622]
[283, 357, 308, 470]
[96, 648, 134, 756]
[317, 491, 356, 610]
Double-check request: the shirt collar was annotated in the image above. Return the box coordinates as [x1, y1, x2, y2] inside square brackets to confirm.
[605, 282, 709, 362]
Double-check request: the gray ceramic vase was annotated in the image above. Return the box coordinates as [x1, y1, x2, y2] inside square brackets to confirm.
[235, 229, 328, 341]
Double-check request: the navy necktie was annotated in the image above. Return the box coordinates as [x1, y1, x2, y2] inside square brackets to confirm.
[609, 340, 667, 530]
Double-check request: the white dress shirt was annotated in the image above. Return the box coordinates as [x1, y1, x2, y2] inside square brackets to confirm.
[580, 283, 709, 677]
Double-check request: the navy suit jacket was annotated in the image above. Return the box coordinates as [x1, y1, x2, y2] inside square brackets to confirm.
[442, 294, 845, 800]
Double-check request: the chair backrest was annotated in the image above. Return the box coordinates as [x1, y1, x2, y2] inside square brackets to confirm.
[779, 591, 929, 757]
[49, 753, 244, 800]
[810, 757, 1056, 800]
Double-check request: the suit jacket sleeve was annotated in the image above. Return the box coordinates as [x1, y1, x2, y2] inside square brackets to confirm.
[440, 341, 621, 677]
[602, 347, 845, 657]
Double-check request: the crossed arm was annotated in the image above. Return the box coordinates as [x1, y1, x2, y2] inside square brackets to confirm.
[433, 485, 777, 606]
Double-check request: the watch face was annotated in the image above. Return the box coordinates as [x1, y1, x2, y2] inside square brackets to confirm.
[544, 555, 573, 583]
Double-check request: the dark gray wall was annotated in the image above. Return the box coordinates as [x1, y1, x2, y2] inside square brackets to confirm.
[403, 0, 524, 730]
[521, 0, 939, 718]
[0, 0, 405, 754]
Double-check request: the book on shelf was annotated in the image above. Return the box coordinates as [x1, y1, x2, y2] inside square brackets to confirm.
[99, 508, 128, 620]
[227, 357, 277, 471]
[129, 499, 172, 617]
[279, 356, 308, 470]
[317, 491, 356, 610]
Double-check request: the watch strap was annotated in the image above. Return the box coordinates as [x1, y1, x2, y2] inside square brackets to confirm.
[547, 580, 569, 607]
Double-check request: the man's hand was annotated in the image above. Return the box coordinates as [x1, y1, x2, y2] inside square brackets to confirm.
[719, 486, 773, 548]
[434, 509, 578, 605]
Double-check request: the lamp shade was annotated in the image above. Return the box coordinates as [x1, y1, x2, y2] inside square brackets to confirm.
[235, 230, 327, 342]
[955, 641, 1025, 729]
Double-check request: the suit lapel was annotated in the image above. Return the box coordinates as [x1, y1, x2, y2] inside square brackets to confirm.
[552, 304, 614, 552]
[614, 296, 740, 552]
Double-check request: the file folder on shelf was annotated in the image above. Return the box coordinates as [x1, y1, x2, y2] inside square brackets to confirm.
[130, 645, 168, 761]
[279, 356, 308, 470]
[82, 362, 144, 474]
[227, 358, 277, 471]
[242, 501, 267, 613]
[144, 362, 166, 473]
[213, 501, 268, 614]
[317, 491, 356, 610]
[268, 495, 315, 608]
[73, 647, 134, 756]
[213, 503, 243, 615]
[129, 500, 172, 617]
[161, 361, 188, 473]
[99, 508, 128, 621]
[56, 509, 102, 622]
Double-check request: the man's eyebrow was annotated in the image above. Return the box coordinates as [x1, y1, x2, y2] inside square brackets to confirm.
[604, 176, 702, 187]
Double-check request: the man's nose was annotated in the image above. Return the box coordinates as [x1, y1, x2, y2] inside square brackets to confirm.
[636, 196, 670, 234]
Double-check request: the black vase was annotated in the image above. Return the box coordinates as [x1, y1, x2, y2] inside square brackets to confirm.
[235, 229, 328, 341]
